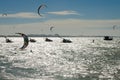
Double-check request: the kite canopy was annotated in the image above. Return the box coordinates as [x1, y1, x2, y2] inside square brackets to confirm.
[2, 13, 7, 16]
[16, 33, 29, 50]
[113, 25, 120, 30]
[50, 26, 54, 32]
[37, 4, 47, 16]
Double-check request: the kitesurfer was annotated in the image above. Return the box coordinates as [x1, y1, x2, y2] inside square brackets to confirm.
[16, 33, 29, 50]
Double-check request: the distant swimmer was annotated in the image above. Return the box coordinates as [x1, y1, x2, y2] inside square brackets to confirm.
[14, 53, 17, 54]
[16, 33, 29, 50]
[30, 50, 33, 53]
[38, 4, 47, 16]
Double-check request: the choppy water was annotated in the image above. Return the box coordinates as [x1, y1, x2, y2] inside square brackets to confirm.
[0, 37, 120, 80]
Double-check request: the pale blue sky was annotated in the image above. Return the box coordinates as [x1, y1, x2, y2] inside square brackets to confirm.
[0, 0, 120, 36]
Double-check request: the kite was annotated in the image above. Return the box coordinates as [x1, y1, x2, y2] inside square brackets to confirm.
[2, 13, 7, 16]
[16, 33, 29, 50]
[38, 4, 47, 16]
[50, 26, 54, 32]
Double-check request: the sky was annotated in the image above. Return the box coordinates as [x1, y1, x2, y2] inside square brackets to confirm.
[0, 0, 120, 36]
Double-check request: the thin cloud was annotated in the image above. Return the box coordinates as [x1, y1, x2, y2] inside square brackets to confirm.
[0, 19, 120, 36]
[0, 12, 43, 18]
[44, 19, 120, 27]
[47, 10, 80, 15]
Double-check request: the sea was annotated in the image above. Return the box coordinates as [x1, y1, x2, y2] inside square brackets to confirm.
[0, 37, 120, 80]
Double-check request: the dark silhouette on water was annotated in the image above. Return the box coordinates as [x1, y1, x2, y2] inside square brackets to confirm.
[62, 38, 72, 43]
[4, 36, 13, 43]
[29, 38, 36, 42]
[55, 34, 72, 43]
[92, 39, 95, 43]
[16, 33, 29, 50]
[104, 36, 113, 41]
[44, 26, 55, 42]
[45, 37, 53, 42]
[30, 50, 33, 53]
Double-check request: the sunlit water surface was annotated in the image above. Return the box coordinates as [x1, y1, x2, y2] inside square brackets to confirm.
[0, 37, 120, 80]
